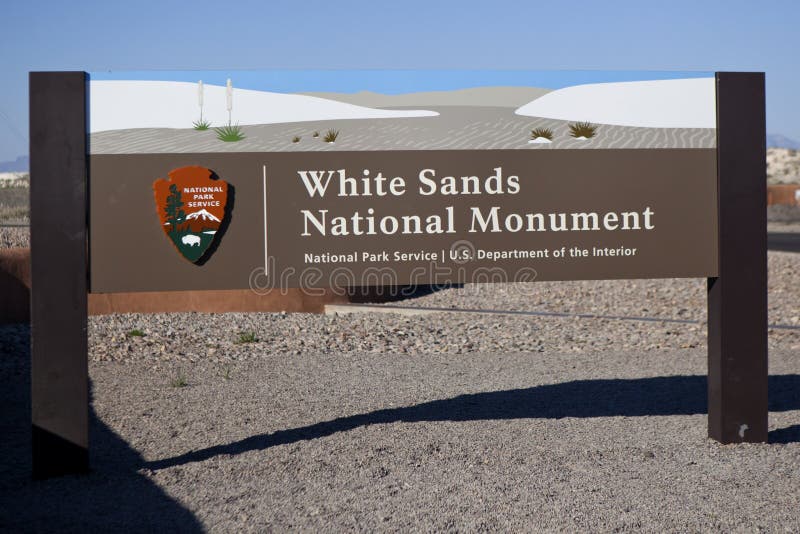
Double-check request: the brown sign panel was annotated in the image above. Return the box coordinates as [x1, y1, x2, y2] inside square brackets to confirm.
[89, 149, 717, 293]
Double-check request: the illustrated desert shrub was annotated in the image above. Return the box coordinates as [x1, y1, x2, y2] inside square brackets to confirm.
[292, 136, 301, 143]
[215, 123, 246, 142]
[193, 119, 211, 131]
[312, 131, 320, 138]
[569, 122, 597, 139]
[324, 129, 340, 143]
[530, 127, 554, 140]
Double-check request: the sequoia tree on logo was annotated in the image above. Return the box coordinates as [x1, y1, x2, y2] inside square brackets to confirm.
[153, 166, 231, 264]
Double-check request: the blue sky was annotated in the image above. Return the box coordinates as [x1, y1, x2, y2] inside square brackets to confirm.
[89, 70, 712, 94]
[0, 0, 797, 162]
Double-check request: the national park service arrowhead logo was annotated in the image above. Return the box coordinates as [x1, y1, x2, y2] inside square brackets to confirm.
[153, 166, 231, 264]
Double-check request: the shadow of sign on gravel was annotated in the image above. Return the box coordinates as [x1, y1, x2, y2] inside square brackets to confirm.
[146, 373, 800, 471]
[0, 325, 203, 532]
[768, 425, 800, 444]
[767, 232, 800, 253]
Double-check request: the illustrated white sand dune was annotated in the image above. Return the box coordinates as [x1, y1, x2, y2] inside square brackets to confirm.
[515, 78, 716, 128]
[302, 86, 551, 108]
[89, 81, 439, 133]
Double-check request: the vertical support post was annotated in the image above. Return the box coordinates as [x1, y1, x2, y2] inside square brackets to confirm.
[708, 72, 768, 443]
[29, 71, 89, 477]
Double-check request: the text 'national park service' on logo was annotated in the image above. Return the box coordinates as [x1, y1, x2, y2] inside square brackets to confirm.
[153, 166, 231, 264]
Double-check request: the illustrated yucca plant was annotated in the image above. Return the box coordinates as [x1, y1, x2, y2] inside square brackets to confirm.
[193, 79, 208, 129]
[212, 78, 246, 141]
[215, 123, 246, 142]
[226, 78, 233, 126]
[312, 131, 320, 138]
[569, 121, 597, 139]
[530, 127, 554, 140]
[292, 136, 301, 143]
[323, 129, 339, 143]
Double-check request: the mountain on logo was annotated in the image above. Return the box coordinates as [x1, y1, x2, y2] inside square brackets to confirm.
[185, 209, 221, 222]
[178, 208, 222, 233]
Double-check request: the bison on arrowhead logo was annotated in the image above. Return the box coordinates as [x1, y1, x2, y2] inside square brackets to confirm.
[153, 166, 232, 264]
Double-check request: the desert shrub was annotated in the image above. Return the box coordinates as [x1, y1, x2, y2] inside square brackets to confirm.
[292, 136, 301, 143]
[193, 119, 211, 131]
[170, 372, 188, 388]
[214, 124, 246, 142]
[569, 122, 597, 139]
[324, 129, 340, 143]
[530, 127, 554, 140]
[236, 331, 258, 344]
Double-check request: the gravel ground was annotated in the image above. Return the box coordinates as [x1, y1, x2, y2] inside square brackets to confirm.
[1, 229, 799, 531]
[85, 243, 800, 362]
[0, 186, 29, 225]
[769, 221, 800, 233]
[768, 204, 800, 222]
[1, 336, 799, 532]
[0, 226, 29, 248]
[375, 251, 800, 328]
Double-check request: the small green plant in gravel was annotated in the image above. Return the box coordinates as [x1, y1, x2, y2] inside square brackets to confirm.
[170, 372, 188, 388]
[292, 135, 301, 143]
[312, 131, 320, 138]
[236, 331, 258, 344]
[126, 329, 146, 338]
[530, 127, 554, 141]
[215, 124, 246, 142]
[193, 119, 211, 130]
[323, 129, 340, 143]
[568, 121, 597, 139]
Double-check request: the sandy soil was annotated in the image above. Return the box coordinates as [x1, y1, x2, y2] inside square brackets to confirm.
[89, 106, 716, 154]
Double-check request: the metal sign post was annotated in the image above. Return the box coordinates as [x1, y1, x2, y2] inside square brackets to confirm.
[29, 71, 89, 478]
[708, 72, 768, 443]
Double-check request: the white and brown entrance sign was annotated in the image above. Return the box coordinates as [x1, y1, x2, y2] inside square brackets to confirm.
[29, 70, 767, 478]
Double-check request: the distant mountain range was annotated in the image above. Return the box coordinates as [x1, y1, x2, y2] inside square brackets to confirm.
[767, 134, 800, 150]
[0, 155, 28, 172]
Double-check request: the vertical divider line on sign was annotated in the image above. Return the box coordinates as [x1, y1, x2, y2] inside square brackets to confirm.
[263, 165, 269, 277]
